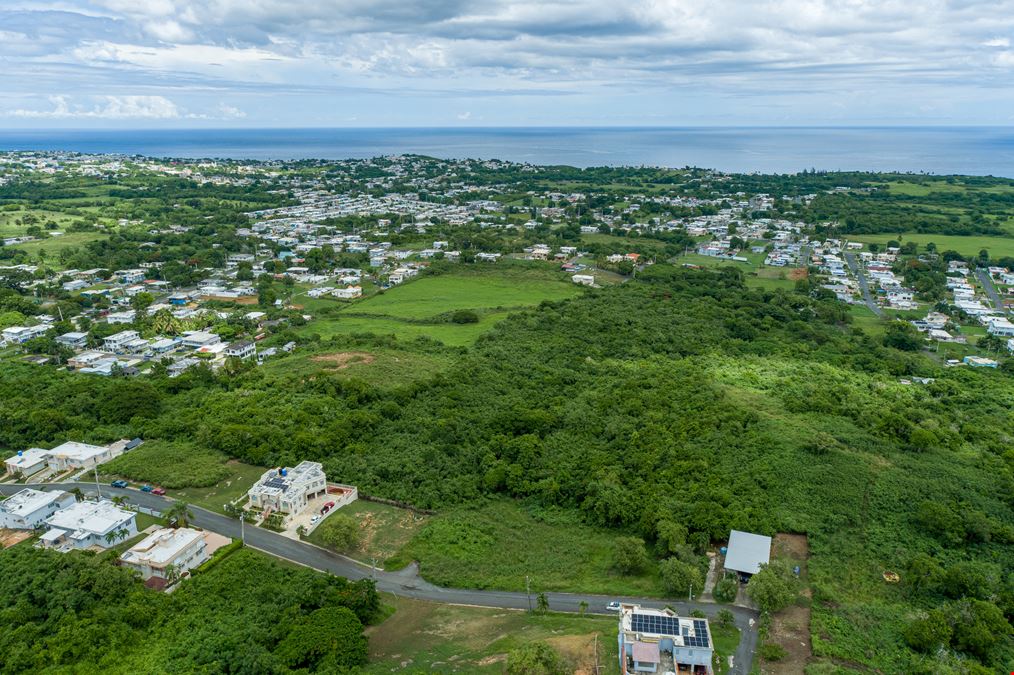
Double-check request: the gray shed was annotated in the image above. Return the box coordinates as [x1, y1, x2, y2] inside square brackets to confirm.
[724, 530, 772, 576]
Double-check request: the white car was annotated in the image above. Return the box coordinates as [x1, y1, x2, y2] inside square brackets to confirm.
[310, 515, 322, 524]
[606, 601, 622, 612]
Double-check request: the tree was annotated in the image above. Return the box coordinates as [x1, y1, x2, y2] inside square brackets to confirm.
[659, 558, 703, 597]
[319, 514, 360, 552]
[130, 292, 155, 314]
[903, 609, 952, 652]
[883, 321, 923, 351]
[296, 525, 307, 539]
[71, 488, 84, 502]
[506, 641, 567, 675]
[275, 606, 368, 671]
[717, 608, 735, 628]
[949, 599, 1011, 660]
[714, 576, 739, 603]
[611, 536, 650, 574]
[162, 501, 194, 529]
[164, 563, 181, 586]
[746, 560, 800, 614]
[536, 592, 549, 614]
[578, 600, 588, 615]
[450, 309, 480, 324]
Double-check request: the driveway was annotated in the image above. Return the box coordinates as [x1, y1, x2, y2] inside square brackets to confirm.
[974, 268, 1005, 312]
[4, 482, 760, 673]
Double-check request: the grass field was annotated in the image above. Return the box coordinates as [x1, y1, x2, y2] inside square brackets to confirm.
[848, 304, 887, 336]
[169, 460, 266, 513]
[9, 231, 107, 257]
[361, 595, 620, 674]
[300, 269, 580, 347]
[853, 232, 1014, 258]
[392, 500, 661, 597]
[351, 272, 579, 319]
[308, 500, 429, 567]
[100, 440, 234, 489]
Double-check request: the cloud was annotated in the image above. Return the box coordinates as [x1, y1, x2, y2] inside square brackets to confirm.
[457, 111, 471, 120]
[7, 94, 181, 119]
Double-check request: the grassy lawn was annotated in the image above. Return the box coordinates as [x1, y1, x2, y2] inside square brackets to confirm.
[361, 595, 620, 674]
[170, 461, 266, 514]
[351, 271, 579, 319]
[746, 267, 796, 291]
[712, 624, 742, 675]
[301, 311, 510, 347]
[9, 231, 107, 257]
[392, 500, 662, 597]
[853, 232, 1014, 258]
[849, 304, 886, 336]
[100, 440, 236, 490]
[307, 500, 429, 567]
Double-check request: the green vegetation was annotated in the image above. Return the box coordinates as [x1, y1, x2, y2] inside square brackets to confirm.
[308, 500, 429, 567]
[854, 232, 1014, 258]
[361, 595, 619, 674]
[101, 440, 232, 488]
[0, 545, 379, 674]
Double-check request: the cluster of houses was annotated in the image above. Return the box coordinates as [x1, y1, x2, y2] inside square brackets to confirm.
[4, 438, 139, 479]
[0, 487, 220, 587]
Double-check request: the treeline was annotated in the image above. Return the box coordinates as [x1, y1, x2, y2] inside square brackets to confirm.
[0, 546, 379, 673]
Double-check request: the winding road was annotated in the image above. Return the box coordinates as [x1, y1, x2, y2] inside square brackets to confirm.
[844, 252, 883, 317]
[2, 482, 759, 672]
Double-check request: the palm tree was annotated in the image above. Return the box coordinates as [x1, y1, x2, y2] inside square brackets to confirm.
[71, 487, 84, 502]
[162, 501, 194, 529]
[164, 563, 181, 586]
[117, 528, 130, 542]
[104, 530, 119, 546]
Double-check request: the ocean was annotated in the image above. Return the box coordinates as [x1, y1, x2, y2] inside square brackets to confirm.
[2, 126, 1014, 177]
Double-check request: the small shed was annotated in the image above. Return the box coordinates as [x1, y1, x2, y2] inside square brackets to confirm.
[724, 530, 772, 577]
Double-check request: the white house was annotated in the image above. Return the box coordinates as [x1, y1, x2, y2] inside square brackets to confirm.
[225, 340, 256, 360]
[104, 330, 141, 353]
[40, 500, 137, 551]
[45, 440, 127, 472]
[114, 269, 146, 284]
[618, 604, 714, 674]
[247, 461, 327, 514]
[572, 274, 595, 286]
[181, 331, 221, 350]
[333, 286, 363, 299]
[4, 447, 50, 477]
[0, 489, 76, 529]
[120, 527, 209, 582]
[1, 325, 49, 345]
[56, 332, 89, 349]
[987, 317, 1014, 337]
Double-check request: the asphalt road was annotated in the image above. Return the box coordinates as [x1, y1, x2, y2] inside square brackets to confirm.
[844, 252, 884, 317]
[5, 482, 759, 673]
[974, 268, 1005, 312]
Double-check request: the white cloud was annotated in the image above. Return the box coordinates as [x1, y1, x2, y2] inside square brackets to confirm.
[7, 95, 180, 119]
[984, 37, 1011, 48]
[457, 111, 471, 120]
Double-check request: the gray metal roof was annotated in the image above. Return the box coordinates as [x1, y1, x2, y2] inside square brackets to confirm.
[724, 530, 772, 575]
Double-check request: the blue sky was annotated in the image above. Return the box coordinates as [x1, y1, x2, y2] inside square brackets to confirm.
[1, 0, 1013, 128]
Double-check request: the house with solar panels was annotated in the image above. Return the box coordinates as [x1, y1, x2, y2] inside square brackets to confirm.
[618, 604, 714, 674]
[246, 461, 327, 516]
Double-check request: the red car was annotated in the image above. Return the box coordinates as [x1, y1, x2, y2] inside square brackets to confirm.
[151, 487, 166, 496]
[320, 501, 336, 514]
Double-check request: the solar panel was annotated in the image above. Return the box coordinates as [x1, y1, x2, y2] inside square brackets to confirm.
[631, 614, 681, 636]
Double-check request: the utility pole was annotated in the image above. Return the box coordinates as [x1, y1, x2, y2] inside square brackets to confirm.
[526, 575, 532, 613]
[240, 510, 245, 543]
[93, 464, 101, 500]
[688, 581, 694, 603]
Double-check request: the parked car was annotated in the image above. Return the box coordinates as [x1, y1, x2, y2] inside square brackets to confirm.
[110, 480, 128, 488]
[310, 515, 321, 524]
[151, 487, 166, 496]
[606, 601, 622, 612]
[320, 501, 336, 514]
[140, 484, 153, 492]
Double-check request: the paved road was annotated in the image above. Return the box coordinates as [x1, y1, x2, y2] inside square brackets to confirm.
[974, 268, 1005, 312]
[5, 482, 759, 672]
[844, 252, 883, 317]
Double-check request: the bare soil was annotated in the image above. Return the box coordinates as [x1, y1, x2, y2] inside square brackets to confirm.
[788, 268, 809, 281]
[762, 533, 812, 674]
[546, 633, 608, 675]
[0, 529, 32, 548]
[310, 351, 376, 370]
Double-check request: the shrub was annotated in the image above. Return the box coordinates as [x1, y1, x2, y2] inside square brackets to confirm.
[100, 441, 231, 489]
[714, 576, 739, 603]
[450, 309, 480, 324]
[506, 641, 567, 675]
[747, 560, 800, 614]
[318, 514, 361, 552]
[659, 558, 703, 597]
[903, 610, 952, 653]
[611, 536, 650, 574]
[759, 642, 788, 661]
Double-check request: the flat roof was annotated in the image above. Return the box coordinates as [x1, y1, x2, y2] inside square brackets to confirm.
[725, 530, 772, 575]
[46, 500, 134, 536]
[121, 527, 203, 567]
[0, 488, 69, 517]
[5, 447, 49, 468]
[47, 441, 109, 461]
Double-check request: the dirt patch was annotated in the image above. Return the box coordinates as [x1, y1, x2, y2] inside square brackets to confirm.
[310, 351, 376, 370]
[546, 633, 608, 675]
[207, 295, 258, 305]
[762, 534, 812, 674]
[788, 267, 809, 281]
[0, 529, 32, 548]
[476, 654, 507, 666]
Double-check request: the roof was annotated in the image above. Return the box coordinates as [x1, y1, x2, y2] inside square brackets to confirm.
[47, 441, 109, 462]
[45, 500, 134, 537]
[5, 447, 49, 468]
[0, 488, 70, 517]
[631, 642, 660, 663]
[724, 530, 772, 575]
[121, 527, 203, 568]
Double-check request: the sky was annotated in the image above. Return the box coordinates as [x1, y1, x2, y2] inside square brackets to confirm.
[1, 0, 1013, 128]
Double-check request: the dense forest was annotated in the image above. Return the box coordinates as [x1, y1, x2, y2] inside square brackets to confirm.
[1, 266, 1012, 671]
[0, 545, 379, 673]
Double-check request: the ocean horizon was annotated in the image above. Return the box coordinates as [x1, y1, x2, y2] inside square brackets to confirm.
[2, 126, 1014, 177]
